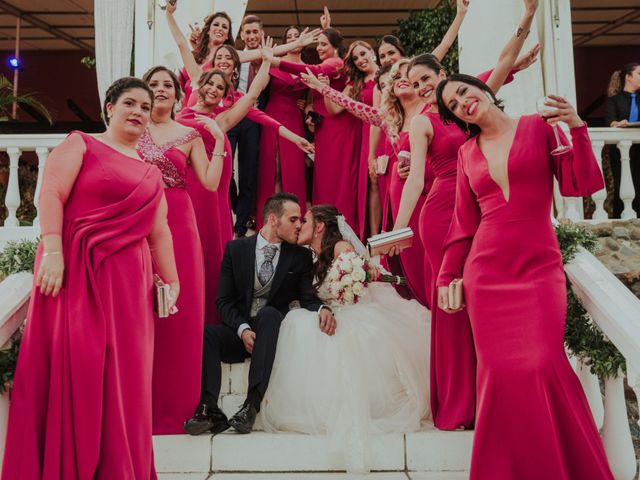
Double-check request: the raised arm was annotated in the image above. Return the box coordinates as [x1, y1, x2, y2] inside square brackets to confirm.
[393, 114, 433, 230]
[36, 132, 85, 297]
[237, 28, 322, 63]
[301, 69, 384, 125]
[166, 3, 202, 85]
[431, 0, 469, 62]
[215, 57, 271, 132]
[485, 0, 538, 94]
[188, 123, 226, 191]
[279, 56, 344, 78]
[542, 96, 605, 196]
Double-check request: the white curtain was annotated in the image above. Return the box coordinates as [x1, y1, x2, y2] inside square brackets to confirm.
[94, 0, 135, 108]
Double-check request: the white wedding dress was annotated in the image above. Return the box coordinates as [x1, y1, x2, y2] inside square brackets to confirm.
[261, 258, 431, 472]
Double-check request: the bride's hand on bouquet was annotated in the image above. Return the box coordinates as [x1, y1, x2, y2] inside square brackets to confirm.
[319, 308, 336, 336]
[368, 265, 382, 281]
[241, 329, 256, 353]
[437, 285, 464, 314]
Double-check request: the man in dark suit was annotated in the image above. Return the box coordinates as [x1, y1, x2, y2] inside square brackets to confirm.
[184, 192, 337, 435]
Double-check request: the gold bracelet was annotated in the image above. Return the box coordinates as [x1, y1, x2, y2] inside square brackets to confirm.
[42, 251, 62, 257]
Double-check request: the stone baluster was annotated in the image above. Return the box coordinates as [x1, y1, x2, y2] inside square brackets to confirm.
[602, 373, 637, 480]
[590, 140, 608, 221]
[576, 360, 604, 429]
[564, 198, 583, 221]
[33, 147, 49, 227]
[618, 140, 635, 219]
[4, 147, 21, 227]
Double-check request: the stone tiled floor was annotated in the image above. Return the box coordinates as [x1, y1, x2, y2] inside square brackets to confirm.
[158, 473, 469, 479]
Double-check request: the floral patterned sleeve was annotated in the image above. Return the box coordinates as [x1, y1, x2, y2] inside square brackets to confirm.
[320, 85, 384, 128]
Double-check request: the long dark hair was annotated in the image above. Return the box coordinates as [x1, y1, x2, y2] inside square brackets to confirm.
[212, 44, 241, 85]
[193, 12, 234, 64]
[197, 69, 233, 104]
[142, 65, 182, 118]
[436, 73, 504, 137]
[322, 28, 347, 58]
[343, 40, 374, 101]
[607, 62, 640, 97]
[407, 53, 445, 78]
[102, 77, 153, 125]
[376, 35, 406, 64]
[309, 204, 343, 288]
[282, 25, 302, 45]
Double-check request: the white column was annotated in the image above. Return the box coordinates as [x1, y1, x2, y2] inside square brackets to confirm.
[590, 140, 607, 221]
[4, 147, 21, 228]
[33, 147, 48, 227]
[458, 0, 544, 117]
[618, 140, 635, 219]
[602, 374, 637, 480]
[0, 391, 10, 474]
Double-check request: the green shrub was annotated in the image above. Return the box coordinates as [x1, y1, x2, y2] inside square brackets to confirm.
[0, 238, 39, 276]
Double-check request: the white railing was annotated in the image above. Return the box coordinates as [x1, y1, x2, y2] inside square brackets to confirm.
[558, 128, 640, 222]
[566, 247, 640, 480]
[0, 272, 32, 473]
[0, 135, 66, 246]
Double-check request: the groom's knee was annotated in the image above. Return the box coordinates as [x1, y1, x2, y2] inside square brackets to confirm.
[255, 307, 284, 332]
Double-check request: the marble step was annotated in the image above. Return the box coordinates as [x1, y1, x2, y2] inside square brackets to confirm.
[153, 429, 473, 474]
[158, 473, 469, 479]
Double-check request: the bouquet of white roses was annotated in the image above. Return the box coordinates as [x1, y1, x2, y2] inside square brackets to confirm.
[326, 251, 406, 305]
[326, 251, 368, 305]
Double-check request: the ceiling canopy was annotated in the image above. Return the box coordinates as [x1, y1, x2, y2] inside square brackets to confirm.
[0, 0, 637, 52]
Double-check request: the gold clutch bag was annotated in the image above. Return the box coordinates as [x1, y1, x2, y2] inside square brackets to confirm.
[448, 278, 464, 310]
[154, 274, 171, 318]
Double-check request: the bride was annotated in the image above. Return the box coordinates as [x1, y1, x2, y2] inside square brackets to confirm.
[261, 204, 431, 472]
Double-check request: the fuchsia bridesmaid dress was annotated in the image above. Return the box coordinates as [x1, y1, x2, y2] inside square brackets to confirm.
[2, 132, 176, 479]
[256, 68, 308, 226]
[137, 129, 205, 434]
[177, 108, 233, 325]
[279, 58, 361, 232]
[389, 131, 432, 307]
[418, 108, 475, 430]
[355, 79, 377, 238]
[437, 115, 613, 479]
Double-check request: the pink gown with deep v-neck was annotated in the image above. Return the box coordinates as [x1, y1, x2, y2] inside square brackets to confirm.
[437, 115, 612, 479]
[137, 129, 206, 434]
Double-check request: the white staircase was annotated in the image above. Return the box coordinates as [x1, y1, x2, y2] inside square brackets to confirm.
[153, 360, 473, 478]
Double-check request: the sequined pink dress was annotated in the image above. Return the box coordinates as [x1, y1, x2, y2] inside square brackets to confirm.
[437, 116, 612, 479]
[137, 129, 205, 434]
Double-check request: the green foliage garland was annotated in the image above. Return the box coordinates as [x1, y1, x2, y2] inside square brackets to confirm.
[0, 238, 39, 277]
[393, 1, 459, 74]
[0, 333, 21, 393]
[556, 223, 626, 378]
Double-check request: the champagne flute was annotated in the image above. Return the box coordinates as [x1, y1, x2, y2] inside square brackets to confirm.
[536, 96, 571, 155]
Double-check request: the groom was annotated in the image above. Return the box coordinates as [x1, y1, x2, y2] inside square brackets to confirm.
[184, 192, 337, 435]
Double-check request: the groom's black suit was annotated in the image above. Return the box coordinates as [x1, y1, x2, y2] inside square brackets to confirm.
[201, 235, 323, 410]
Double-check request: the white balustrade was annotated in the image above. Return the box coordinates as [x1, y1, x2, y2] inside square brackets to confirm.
[565, 246, 640, 480]
[0, 272, 33, 473]
[0, 134, 66, 247]
[563, 128, 640, 222]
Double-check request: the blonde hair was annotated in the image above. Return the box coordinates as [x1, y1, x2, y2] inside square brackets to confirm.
[379, 59, 411, 139]
[343, 40, 375, 101]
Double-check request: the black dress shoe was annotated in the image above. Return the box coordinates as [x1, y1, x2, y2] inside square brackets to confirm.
[209, 406, 230, 435]
[183, 404, 228, 436]
[228, 403, 257, 434]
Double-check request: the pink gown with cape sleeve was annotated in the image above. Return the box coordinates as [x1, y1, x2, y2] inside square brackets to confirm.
[2, 131, 176, 480]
